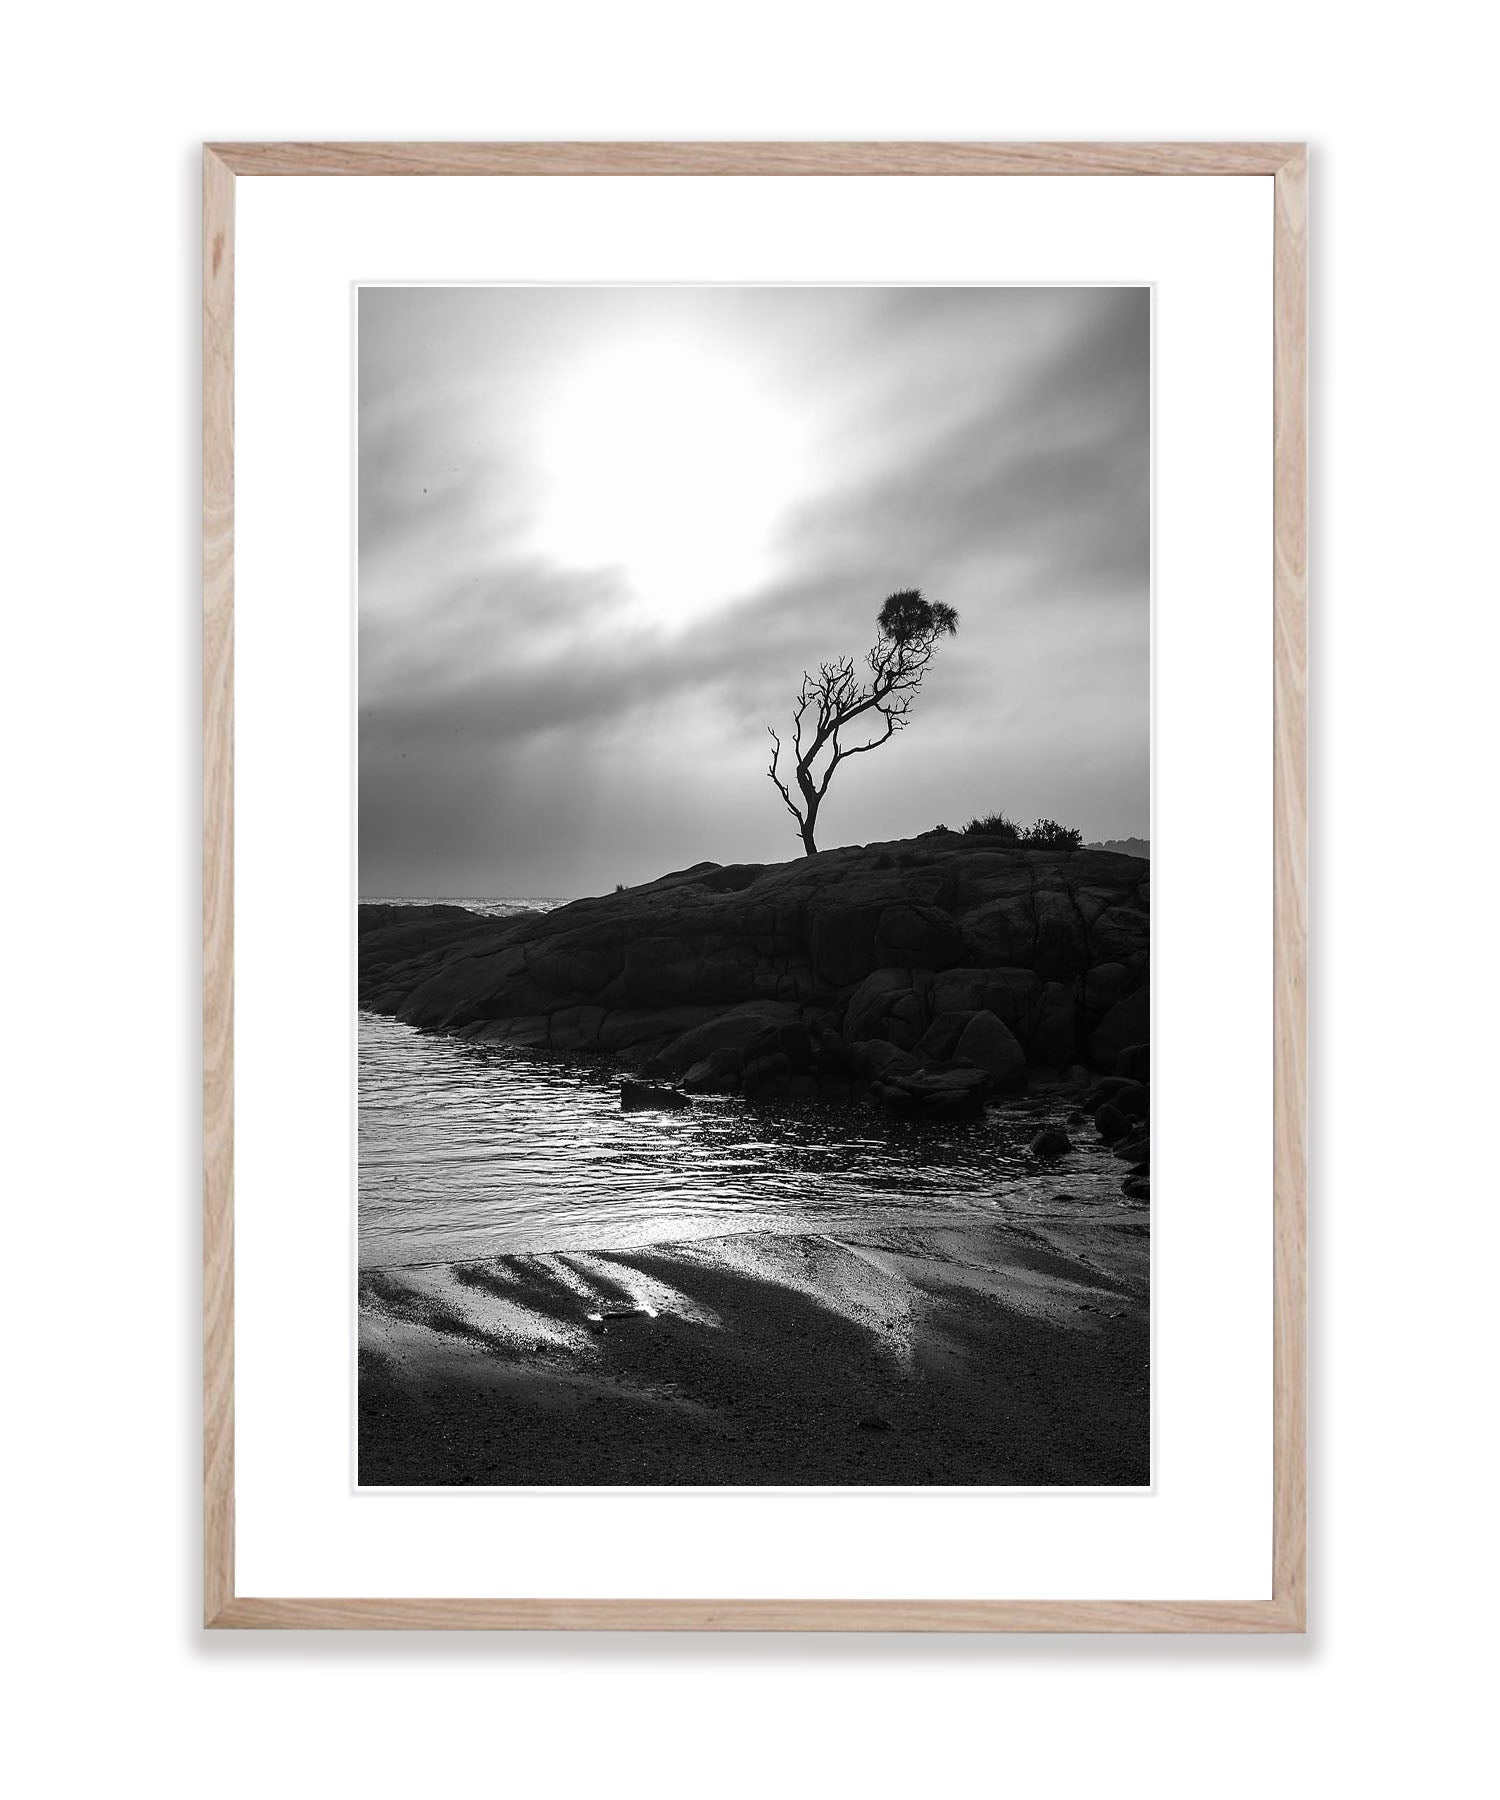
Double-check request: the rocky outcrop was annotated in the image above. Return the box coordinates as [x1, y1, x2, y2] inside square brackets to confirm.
[620, 1080, 691, 1113]
[360, 835, 1148, 1108]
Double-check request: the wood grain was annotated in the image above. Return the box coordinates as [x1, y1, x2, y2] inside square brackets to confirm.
[208, 140, 1299, 178]
[203, 145, 235, 1628]
[211, 1596, 1304, 1632]
[202, 141, 1309, 1632]
[1271, 147, 1309, 1631]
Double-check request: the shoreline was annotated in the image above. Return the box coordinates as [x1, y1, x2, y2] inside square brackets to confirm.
[359, 1211, 1149, 1487]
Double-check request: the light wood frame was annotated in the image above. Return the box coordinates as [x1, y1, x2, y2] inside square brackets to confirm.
[203, 140, 1307, 1631]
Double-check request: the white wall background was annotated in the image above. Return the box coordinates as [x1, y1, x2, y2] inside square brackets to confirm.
[3, 4, 1494, 1796]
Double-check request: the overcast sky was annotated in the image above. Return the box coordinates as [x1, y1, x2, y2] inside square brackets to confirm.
[359, 285, 1149, 898]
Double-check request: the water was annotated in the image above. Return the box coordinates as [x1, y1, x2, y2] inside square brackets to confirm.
[358, 903, 1135, 1268]
[363, 895, 569, 920]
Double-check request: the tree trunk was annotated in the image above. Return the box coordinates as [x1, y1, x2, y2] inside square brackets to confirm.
[795, 772, 822, 855]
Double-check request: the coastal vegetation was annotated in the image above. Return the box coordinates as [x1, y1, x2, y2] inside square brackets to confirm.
[960, 813, 1084, 847]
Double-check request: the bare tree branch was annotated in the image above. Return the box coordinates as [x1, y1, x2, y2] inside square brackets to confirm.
[764, 589, 959, 855]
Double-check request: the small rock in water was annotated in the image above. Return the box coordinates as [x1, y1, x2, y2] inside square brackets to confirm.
[1110, 1081, 1150, 1123]
[872, 1064, 993, 1118]
[1121, 1173, 1151, 1200]
[1094, 1101, 1131, 1142]
[856, 1414, 894, 1431]
[1029, 1128, 1073, 1158]
[1113, 1127, 1150, 1163]
[620, 1080, 691, 1112]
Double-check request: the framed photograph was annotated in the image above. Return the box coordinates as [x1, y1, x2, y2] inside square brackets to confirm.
[204, 141, 1306, 1630]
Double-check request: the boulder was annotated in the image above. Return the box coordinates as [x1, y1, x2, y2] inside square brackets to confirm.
[1091, 987, 1150, 1069]
[547, 1004, 607, 1052]
[958, 896, 1033, 968]
[656, 1001, 806, 1073]
[681, 1048, 744, 1093]
[842, 968, 928, 1048]
[1029, 890, 1093, 980]
[953, 1011, 1028, 1093]
[1027, 981, 1078, 1067]
[1029, 1128, 1073, 1158]
[1115, 1130, 1149, 1167]
[1079, 961, 1134, 1023]
[1090, 903, 1151, 965]
[620, 1081, 691, 1112]
[872, 1064, 993, 1118]
[806, 902, 884, 986]
[1109, 1080, 1150, 1123]
[596, 1005, 719, 1054]
[624, 935, 716, 1006]
[873, 903, 965, 971]
[356, 837, 1151, 1104]
[929, 966, 1041, 1030]
[1094, 1101, 1131, 1142]
[1087, 1075, 1142, 1108]
[914, 1009, 975, 1062]
[392, 941, 533, 1030]
[847, 1039, 921, 1084]
[464, 1015, 550, 1048]
[527, 929, 624, 1000]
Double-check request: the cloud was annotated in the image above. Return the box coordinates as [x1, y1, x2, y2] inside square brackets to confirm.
[358, 285, 1149, 895]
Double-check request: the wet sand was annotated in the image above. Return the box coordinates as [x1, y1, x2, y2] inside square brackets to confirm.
[359, 1209, 1149, 1486]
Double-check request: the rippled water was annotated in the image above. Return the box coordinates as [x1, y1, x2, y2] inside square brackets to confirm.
[364, 895, 568, 920]
[359, 1004, 1135, 1271]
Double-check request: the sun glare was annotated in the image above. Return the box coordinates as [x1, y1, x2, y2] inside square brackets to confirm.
[531, 338, 809, 627]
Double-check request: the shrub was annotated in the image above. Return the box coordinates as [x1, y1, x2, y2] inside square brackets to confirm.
[960, 813, 1082, 849]
[1022, 818, 1083, 849]
[961, 812, 1022, 841]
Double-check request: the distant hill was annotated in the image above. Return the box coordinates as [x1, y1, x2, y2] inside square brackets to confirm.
[1086, 837, 1150, 859]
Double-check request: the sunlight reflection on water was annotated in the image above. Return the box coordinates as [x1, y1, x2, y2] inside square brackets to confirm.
[358, 1011, 1133, 1270]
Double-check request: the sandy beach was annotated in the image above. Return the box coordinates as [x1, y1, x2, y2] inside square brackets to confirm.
[359, 1206, 1149, 1486]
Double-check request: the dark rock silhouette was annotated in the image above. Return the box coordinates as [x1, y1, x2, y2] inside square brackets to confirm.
[360, 835, 1149, 1108]
[619, 1080, 691, 1112]
[1093, 1102, 1132, 1142]
[1029, 1129, 1073, 1158]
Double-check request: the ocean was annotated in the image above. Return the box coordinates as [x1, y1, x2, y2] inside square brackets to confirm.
[358, 897, 1134, 1271]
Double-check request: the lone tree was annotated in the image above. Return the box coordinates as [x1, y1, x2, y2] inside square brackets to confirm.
[767, 588, 959, 856]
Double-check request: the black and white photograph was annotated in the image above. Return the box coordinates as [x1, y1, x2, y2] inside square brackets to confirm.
[356, 283, 1152, 1487]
